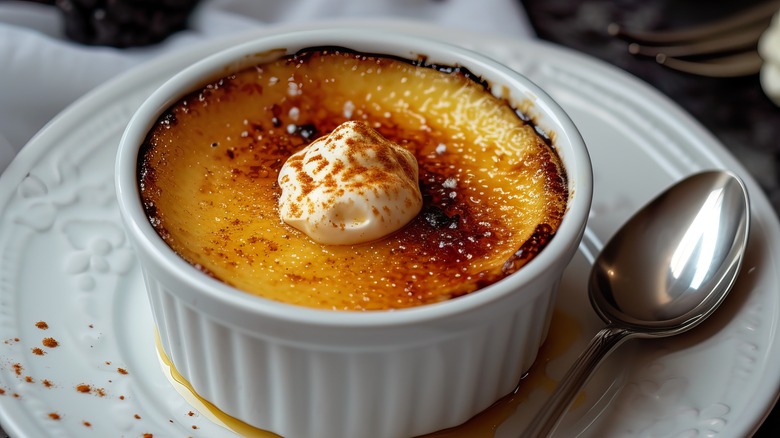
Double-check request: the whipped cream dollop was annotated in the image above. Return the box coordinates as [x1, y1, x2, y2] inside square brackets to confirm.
[760, 9, 780, 106]
[278, 121, 423, 245]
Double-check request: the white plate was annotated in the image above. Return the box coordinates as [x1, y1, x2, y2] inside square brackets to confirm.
[1, 21, 779, 438]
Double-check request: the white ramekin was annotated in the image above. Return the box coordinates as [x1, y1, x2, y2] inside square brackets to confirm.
[115, 28, 592, 438]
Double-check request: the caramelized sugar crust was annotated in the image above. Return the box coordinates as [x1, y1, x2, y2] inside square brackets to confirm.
[139, 49, 568, 311]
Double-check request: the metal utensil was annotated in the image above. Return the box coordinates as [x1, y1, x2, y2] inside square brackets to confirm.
[523, 170, 751, 437]
[608, 0, 780, 77]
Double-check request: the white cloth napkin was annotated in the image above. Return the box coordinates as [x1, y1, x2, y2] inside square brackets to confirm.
[0, 0, 534, 174]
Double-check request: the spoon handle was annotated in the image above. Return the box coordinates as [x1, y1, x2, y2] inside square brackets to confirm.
[522, 325, 632, 437]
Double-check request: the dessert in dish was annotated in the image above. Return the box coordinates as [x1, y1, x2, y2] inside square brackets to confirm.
[117, 29, 591, 438]
[138, 48, 568, 311]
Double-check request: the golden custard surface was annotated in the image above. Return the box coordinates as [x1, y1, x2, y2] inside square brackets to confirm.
[139, 49, 568, 311]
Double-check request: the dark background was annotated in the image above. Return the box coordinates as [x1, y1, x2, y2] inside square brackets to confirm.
[520, 0, 780, 436]
[522, 0, 780, 215]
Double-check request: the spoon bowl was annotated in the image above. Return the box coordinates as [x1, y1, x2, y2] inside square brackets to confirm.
[591, 170, 750, 333]
[523, 170, 750, 437]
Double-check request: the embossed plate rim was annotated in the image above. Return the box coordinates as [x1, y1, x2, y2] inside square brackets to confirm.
[0, 20, 778, 438]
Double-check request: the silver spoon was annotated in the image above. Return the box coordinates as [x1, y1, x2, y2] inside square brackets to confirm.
[523, 170, 751, 437]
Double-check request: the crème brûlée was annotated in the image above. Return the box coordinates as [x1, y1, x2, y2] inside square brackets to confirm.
[138, 48, 568, 311]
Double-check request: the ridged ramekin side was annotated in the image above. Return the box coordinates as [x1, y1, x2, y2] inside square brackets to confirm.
[142, 270, 560, 438]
